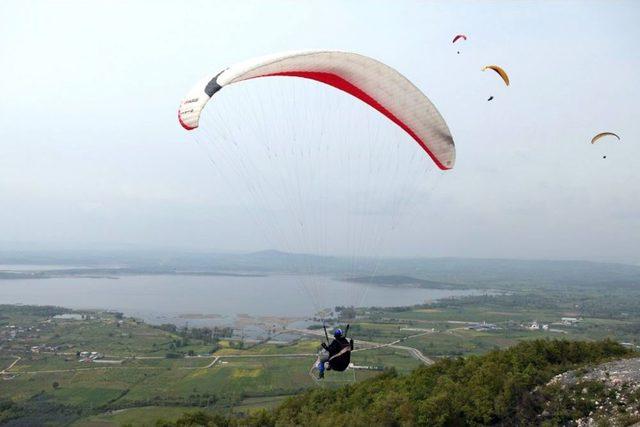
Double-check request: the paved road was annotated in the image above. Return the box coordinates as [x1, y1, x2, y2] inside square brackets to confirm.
[389, 345, 433, 364]
[219, 353, 313, 358]
[1, 356, 21, 374]
[289, 328, 434, 365]
[205, 356, 219, 368]
[5, 352, 318, 374]
[9, 366, 165, 374]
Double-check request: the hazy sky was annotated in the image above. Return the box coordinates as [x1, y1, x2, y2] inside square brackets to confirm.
[0, 1, 638, 263]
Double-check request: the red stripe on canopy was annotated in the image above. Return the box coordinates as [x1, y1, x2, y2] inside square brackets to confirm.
[178, 110, 197, 130]
[260, 71, 449, 170]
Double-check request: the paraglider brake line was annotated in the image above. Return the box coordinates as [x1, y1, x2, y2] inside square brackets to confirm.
[322, 319, 330, 344]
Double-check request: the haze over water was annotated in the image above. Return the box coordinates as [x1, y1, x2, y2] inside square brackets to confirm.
[0, 270, 480, 324]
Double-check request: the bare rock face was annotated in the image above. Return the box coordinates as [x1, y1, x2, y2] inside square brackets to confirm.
[542, 358, 640, 426]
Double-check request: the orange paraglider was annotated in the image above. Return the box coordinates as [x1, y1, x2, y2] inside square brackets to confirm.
[482, 65, 510, 86]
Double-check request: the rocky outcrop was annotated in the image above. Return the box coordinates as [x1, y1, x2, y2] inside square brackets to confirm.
[543, 357, 640, 426]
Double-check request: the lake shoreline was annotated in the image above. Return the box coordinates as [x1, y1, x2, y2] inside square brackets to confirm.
[0, 267, 485, 328]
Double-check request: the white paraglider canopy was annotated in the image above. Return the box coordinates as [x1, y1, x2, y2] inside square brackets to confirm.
[179, 50, 456, 170]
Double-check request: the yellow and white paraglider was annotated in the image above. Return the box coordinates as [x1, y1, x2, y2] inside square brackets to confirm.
[482, 65, 510, 86]
[481, 65, 509, 101]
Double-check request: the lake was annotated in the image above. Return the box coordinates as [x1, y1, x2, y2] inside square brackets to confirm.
[0, 267, 482, 326]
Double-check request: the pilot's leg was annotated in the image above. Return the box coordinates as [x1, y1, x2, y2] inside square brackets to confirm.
[317, 350, 329, 379]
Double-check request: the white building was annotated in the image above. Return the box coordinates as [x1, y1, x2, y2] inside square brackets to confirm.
[528, 321, 540, 330]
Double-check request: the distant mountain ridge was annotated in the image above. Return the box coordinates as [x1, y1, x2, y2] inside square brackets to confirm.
[344, 274, 464, 289]
[1, 249, 639, 290]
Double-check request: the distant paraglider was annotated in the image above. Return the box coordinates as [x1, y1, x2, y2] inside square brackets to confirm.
[452, 34, 467, 44]
[452, 34, 467, 54]
[591, 132, 620, 144]
[591, 132, 620, 160]
[482, 65, 510, 86]
[481, 65, 509, 102]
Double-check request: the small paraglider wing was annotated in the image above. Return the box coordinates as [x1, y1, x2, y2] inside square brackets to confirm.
[482, 65, 510, 86]
[452, 34, 467, 43]
[178, 50, 456, 170]
[591, 132, 621, 144]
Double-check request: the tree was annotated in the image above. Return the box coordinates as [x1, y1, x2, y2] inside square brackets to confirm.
[52, 381, 60, 390]
[335, 305, 357, 320]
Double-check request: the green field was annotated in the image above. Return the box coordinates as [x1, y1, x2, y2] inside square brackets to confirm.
[2, 288, 639, 426]
[72, 406, 217, 427]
